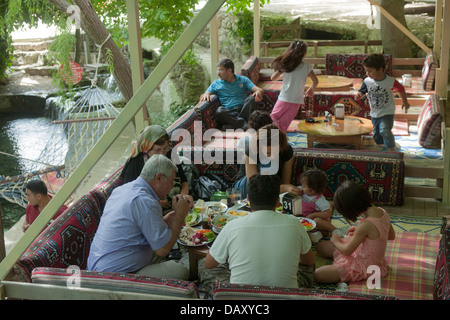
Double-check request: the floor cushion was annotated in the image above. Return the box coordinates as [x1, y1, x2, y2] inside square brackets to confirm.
[292, 148, 405, 206]
[15, 192, 105, 282]
[167, 108, 203, 147]
[349, 231, 441, 300]
[212, 282, 397, 300]
[422, 53, 437, 91]
[240, 55, 260, 85]
[31, 267, 199, 299]
[434, 219, 450, 300]
[417, 94, 441, 149]
[325, 54, 393, 78]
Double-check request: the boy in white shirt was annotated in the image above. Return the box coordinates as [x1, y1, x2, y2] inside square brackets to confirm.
[355, 54, 410, 152]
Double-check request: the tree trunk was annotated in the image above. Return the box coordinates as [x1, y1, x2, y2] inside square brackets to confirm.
[379, 0, 413, 58]
[49, 0, 133, 101]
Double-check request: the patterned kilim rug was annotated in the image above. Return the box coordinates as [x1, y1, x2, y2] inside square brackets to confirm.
[313, 213, 443, 299]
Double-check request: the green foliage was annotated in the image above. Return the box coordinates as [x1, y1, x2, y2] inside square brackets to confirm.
[47, 32, 76, 91]
[151, 102, 195, 129]
[232, 8, 292, 54]
[105, 48, 115, 75]
[0, 0, 65, 80]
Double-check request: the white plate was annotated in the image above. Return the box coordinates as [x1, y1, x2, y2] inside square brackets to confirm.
[226, 209, 250, 218]
[298, 217, 316, 231]
[206, 201, 228, 214]
[178, 227, 216, 247]
[211, 214, 236, 233]
[177, 238, 213, 247]
[184, 211, 201, 227]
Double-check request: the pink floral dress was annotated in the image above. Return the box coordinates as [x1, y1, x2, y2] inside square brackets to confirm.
[333, 209, 391, 282]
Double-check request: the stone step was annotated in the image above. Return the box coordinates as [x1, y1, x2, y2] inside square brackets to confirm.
[11, 50, 48, 66]
[12, 39, 54, 52]
[11, 65, 57, 77]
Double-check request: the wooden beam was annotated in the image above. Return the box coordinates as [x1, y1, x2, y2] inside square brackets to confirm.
[0, 0, 227, 282]
[367, 0, 431, 55]
[403, 186, 443, 199]
[126, 0, 148, 133]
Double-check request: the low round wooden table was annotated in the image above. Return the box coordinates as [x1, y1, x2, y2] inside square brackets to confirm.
[306, 75, 354, 91]
[297, 116, 373, 149]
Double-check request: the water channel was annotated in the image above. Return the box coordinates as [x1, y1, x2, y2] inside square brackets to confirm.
[0, 75, 124, 232]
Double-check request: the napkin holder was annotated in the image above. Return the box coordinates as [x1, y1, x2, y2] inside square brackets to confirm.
[281, 193, 302, 215]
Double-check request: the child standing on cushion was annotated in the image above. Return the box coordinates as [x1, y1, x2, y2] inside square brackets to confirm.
[270, 39, 319, 132]
[295, 169, 340, 243]
[314, 180, 396, 284]
[355, 53, 410, 152]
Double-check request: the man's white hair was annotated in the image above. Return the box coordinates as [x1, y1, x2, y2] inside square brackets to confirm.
[140, 154, 177, 181]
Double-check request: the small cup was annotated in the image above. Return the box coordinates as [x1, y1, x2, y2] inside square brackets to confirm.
[227, 188, 236, 207]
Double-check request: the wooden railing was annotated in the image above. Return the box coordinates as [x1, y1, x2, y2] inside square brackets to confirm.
[259, 56, 426, 77]
[260, 39, 384, 61]
[404, 165, 445, 200]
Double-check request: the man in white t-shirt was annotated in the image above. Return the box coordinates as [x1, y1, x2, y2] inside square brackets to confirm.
[204, 173, 315, 288]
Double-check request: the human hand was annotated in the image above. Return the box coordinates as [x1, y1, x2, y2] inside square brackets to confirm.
[172, 195, 190, 219]
[346, 226, 356, 238]
[200, 92, 211, 102]
[306, 213, 315, 220]
[182, 194, 194, 208]
[285, 184, 302, 195]
[253, 90, 263, 102]
[305, 87, 314, 97]
[402, 102, 410, 113]
[355, 92, 364, 101]
[330, 233, 341, 245]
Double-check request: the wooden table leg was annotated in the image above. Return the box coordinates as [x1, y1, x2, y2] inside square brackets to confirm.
[188, 250, 199, 280]
[307, 135, 314, 148]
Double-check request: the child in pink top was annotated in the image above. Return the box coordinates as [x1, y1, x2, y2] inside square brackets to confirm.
[314, 180, 396, 284]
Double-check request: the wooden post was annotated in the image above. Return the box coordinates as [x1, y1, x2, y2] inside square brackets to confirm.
[434, 0, 443, 59]
[126, 0, 148, 134]
[210, 14, 219, 81]
[253, 0, 260, 56]
[0, 203, 6, 262]
[435, 0, 450, 100]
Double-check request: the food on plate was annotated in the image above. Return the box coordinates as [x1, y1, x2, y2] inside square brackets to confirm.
[227, 210, 248, 217]
[184, 211, 199, 226]
[193, 199, 206, 214]
[301, 219, 315, 231]
[179, 227, 216, 245]
[212, 215, 235, 232]
[208, 202, 226, 214]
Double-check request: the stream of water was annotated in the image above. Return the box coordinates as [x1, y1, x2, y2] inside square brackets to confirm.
[0, 115, 60, 230]
[0, 75, 124, 232]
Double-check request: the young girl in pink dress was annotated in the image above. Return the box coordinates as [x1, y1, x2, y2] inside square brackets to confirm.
[270, 39, 319, 132]
[314, 180, 396, 284]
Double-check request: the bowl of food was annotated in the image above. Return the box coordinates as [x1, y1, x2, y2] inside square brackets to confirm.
[298, 217, 316, 231]
[211, 214, 236, 233]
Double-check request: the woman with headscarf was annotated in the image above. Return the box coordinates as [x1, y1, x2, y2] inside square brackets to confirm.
[120, 125, 190, 210]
